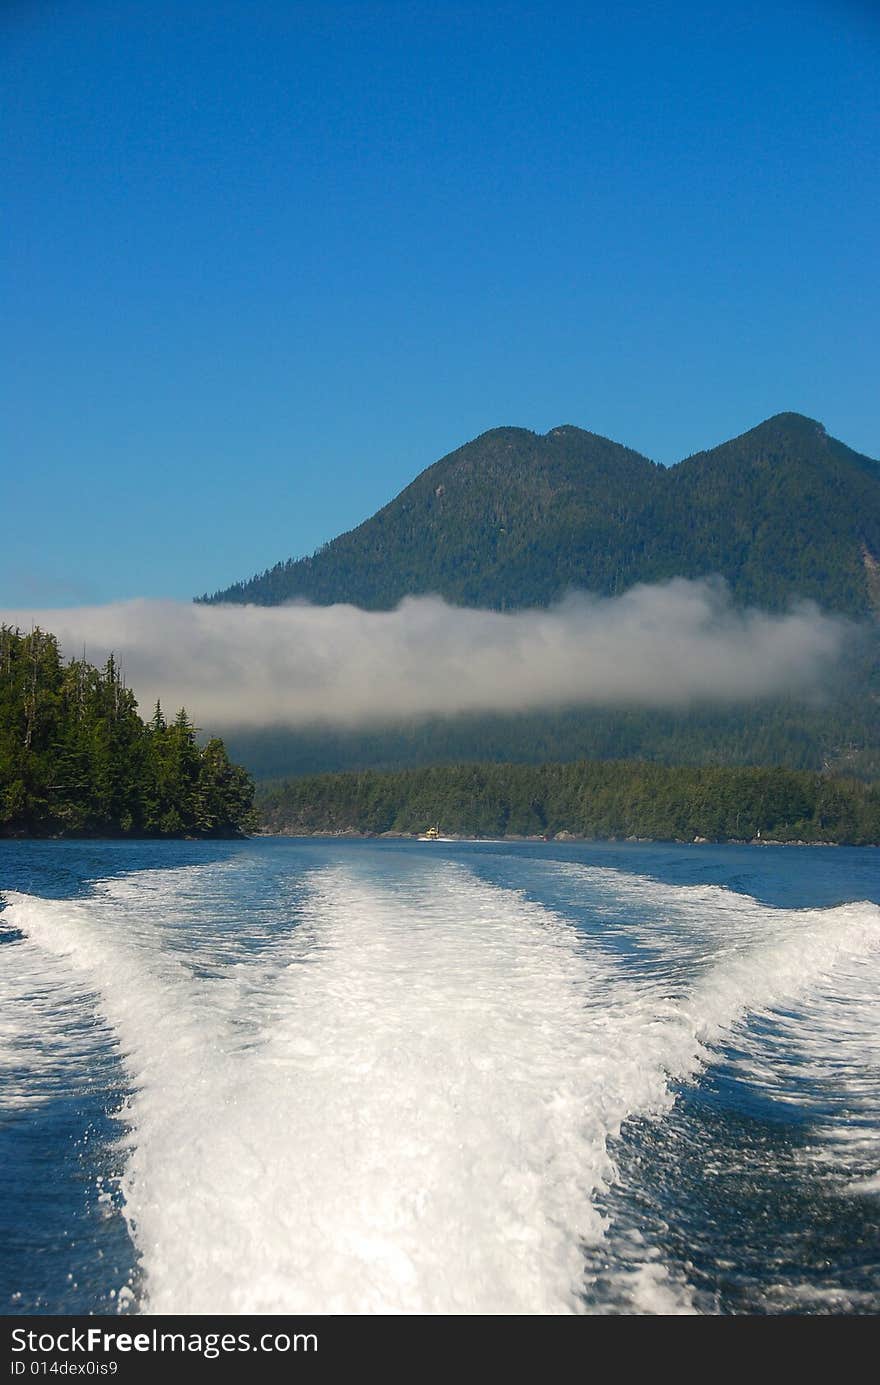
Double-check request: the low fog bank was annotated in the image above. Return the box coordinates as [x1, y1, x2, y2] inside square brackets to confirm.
[1, 580, 851, 730]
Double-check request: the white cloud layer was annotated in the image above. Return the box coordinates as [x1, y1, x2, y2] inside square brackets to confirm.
[1, 580, 849, 730]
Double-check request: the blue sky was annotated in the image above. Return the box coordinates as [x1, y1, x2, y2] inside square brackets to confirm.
[3, 0, 878, 605]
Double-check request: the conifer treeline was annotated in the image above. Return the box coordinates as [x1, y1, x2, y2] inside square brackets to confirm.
[0, 626, 255, 837]
[257, 760, 880, 845]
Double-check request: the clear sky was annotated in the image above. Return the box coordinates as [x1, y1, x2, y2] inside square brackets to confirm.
[3, 0, 879, 605]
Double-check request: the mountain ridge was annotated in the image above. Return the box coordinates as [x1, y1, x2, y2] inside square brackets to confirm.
[199, 412, 880, 617]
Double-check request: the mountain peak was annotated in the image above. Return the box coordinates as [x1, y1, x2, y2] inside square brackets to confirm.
[676, 412, 834, 468]
[757, 411, 826, 436]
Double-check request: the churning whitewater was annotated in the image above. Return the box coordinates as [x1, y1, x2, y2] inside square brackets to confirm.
[2, 843, 880, 1315]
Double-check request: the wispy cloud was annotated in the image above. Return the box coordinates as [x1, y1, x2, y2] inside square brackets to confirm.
[1, 580, 850, 730]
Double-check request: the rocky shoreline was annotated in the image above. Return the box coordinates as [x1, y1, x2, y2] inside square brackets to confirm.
[254, 826, 850, 847]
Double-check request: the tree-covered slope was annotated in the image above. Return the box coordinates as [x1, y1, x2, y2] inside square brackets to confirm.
[200, 413, 880, 617]
[659, 414, 880, 613]
[0, 626, 256, 838]
[224, 684, 880, 786]
[255, 759, 880, 846]
[202, 425, 660, 610]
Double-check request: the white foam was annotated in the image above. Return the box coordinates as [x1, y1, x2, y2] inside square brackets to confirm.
[4, 859, 880, 1314]
[552, 861, 880, 1197]
[0, 929, 112, 1109]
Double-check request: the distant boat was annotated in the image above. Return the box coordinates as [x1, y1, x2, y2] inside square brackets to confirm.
[418, 824, 441, 841]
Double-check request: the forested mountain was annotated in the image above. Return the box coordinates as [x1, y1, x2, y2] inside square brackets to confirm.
[201, 413, 880, 618]
[256, 760, 880, 847]
[200, 411, 880, 784]
[224, 680, 880, 786]
[0, 626, 255, 837]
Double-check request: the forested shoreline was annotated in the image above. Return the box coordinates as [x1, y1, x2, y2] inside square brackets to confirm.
[4, 625, 878, 846]
[257, 760, 880, 846]
[0, 626, 256, 838]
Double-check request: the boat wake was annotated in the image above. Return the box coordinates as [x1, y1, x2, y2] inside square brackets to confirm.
[2, 857, 879, 1314]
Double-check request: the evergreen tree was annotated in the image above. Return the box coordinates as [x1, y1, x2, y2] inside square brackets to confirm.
[0, 625, 255, 838]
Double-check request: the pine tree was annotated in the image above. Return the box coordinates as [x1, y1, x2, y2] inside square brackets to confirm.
[0, 627, 255, 838]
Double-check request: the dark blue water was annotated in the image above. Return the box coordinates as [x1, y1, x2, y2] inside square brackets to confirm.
[2, 838, 878, 1315]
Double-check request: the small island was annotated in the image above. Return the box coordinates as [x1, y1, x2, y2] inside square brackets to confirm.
[0, 625, 255, 838]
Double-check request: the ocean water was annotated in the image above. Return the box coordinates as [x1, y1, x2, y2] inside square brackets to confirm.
[1, 837, 879, 1316]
